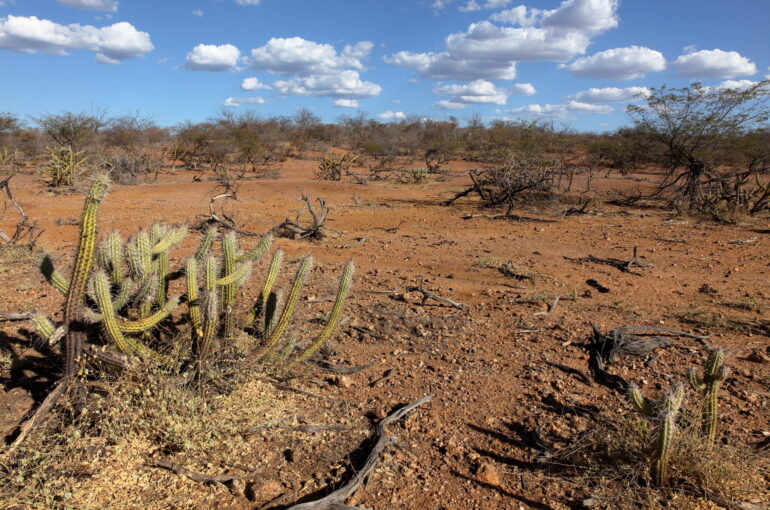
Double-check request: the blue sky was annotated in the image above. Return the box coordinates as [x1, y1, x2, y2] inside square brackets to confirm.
[1, 0, 768, 131]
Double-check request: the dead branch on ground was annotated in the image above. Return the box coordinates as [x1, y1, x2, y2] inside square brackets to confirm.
[287, 395, 432, 510]
[405, 286, 470, 310]
[0, 177, 42, 246]
[274, 194, 339, 240]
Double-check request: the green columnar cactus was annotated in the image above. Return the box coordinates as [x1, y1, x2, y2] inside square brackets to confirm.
[247, 249, 284, 330]
[40, 254, 70, 295]
[221, 231, 238, 339]
[32, 314, 57, 342]
[289, 260, 355, 367]
[194, 256, 220, 371]
[186, 257, 203, 339]
[194, 226, 217, 261]
[688, 348, 727, 445]
[629, 383, 685, 487]
[255, 255, 313, 360]
[92, 271, 155, 358]
[63, 176, 109, 378]
[263, 289, 281, 338]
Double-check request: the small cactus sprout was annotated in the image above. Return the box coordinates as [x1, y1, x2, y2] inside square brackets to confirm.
[688, 348, 728, 445]
[629, 383, 685, 487]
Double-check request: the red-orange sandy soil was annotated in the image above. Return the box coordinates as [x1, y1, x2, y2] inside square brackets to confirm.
[1, 159, 768, 509]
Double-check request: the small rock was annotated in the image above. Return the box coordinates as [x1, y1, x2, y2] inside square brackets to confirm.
[744, 350, 769, 364]
[246, 480, 284, 503]
[331, 375, 353, 388]
[475, 462, 501, 486]
[228, 478, 246, 498]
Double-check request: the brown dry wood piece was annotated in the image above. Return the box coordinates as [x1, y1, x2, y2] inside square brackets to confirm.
[84, 343, 134, 369]
[150, 458, 239, 484]
[314, 361, 373, 374]
[561, 198, 593, 217]
[543, 361, 593, 386]
[339, 236, 367, 249]
[362, 220, 405, 233]
[369, 368, 393, 388]
[286, 395, 432, 510]
[0, 176, 42, 245]
[406, 286, 470, 310]
[207, 192, 265, 237]
[728, 236, 758, 245]
[498, 261, 534, 281]
[533, 296, 560, 316]
[2, 380, 67, 464]
[0, 311, 35, 321]
[624, 246, 653, 270]
[274, 194, 339, 240]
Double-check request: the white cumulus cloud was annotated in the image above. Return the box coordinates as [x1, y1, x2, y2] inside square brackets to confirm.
[272, 70, 381, 99]
[502, 100, 612, 120]
[0, 15, 153, 62]
[434, 79, 508, 105]
[235, 0, 260, 5]
[563, 46, 666, 80]
[334, 99, 359, 108]
[249, 37, 371, 75]
[247, 37, 380, 103]
[571, 86, 650, 103]
[57, 0, 118, 12]
[435, 100, 467, 110]
[716, 79, 759, 91]
[511, 82, 536, 95]
[386, 0, 620, 81]
[241, 77, 270, 90]
[184, 43, 240, 71]
[192, 9, 204, 17]
[673, 49, 756, 78]
[378, 111, 406, 121]
[223, 96, 265, 107]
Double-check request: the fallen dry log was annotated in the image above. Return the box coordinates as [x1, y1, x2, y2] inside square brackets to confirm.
[406, 286, 469, 310]
[287, 395, 432, 510]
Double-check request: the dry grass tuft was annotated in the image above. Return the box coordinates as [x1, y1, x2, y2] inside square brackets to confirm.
[0, 355, 367, 508]
[549, 407, 770, 509]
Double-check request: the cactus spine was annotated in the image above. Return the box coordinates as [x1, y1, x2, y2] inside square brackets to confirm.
[63, 176, 108, 378]
[688, 348, 727, 445]
[629, 383, 685, 487]
[221, 232, 238, 338]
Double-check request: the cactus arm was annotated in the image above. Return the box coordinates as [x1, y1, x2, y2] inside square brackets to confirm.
[652, 412, 675, 487]
[150, 225, 188, 255]
[117, 296, 179, 333]
[63, 176, 108, 378]
[255, 255, 313, 360]
[186, 258, 203, 338]
[247, 249, 283, 327]
[93, 270, 155, 358]
[32, 314, 57, 341]
[691, 348, 727, 444]
[155, 250, 169, 306]
[194, 226, 217, 261]
[289, 260, 354, 367]
[106, 232, 124, 285]
[629, 385, 653, 417]
[687, 367, 706, 391]
[40, 254, 70, 295]
[264, 289, 281, 338]
[216, 262, 252, 287]
[221, 232, 238, 338]
[237, 234, 273, 263]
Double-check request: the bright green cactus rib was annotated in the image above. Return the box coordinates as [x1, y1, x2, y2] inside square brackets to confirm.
[40, 254, 70, 295]
[216, 262, 252, 287]
[194, 226, 217, 261]
[62, 176, 109, 378]
[112, 277, 135, 310]
[237, 234, 273, 263]
[127, 230, 152, 278]
[688, 348, 727, 445]
[106, 232, 125, 285]
[186, 257, 203, 338]
[193, 256, 220, 368]
[150, 225, 188, 256]
[118, 296, 179, 333]
[32, 314, 56, 342]
[255, 255, 313, 360]
[155, 250, 170, 306]
[629, 383, 684, 487]
[221, 231, 238, 339]
[92, 270, 154, 358]
[289, 260, 354, 367]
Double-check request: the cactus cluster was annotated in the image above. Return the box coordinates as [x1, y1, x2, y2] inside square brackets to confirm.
[688, 348, 728, 445]
[629, 383, 685, 487]
[35, 177, 355, 384]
